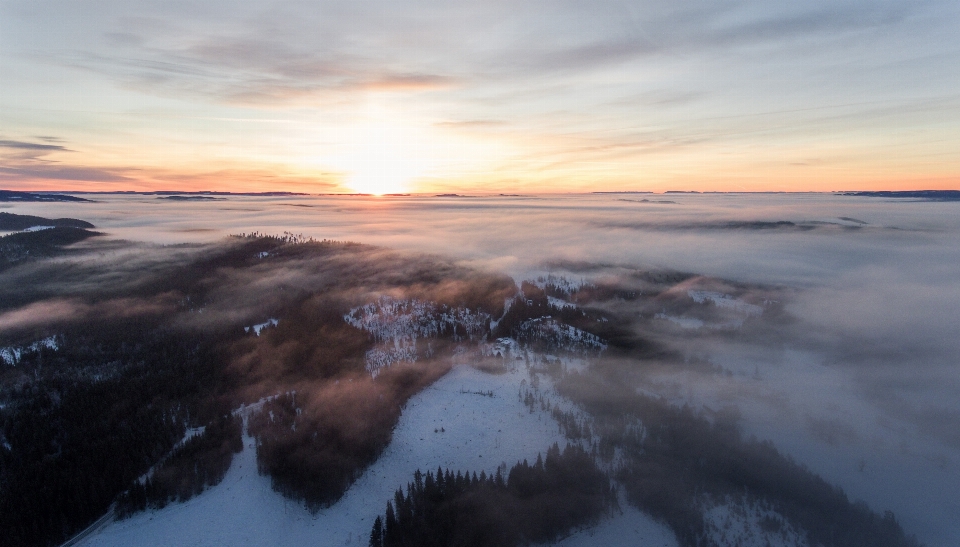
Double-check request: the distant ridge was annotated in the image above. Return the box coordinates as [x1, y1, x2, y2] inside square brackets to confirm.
[0, 190, 90, 202]
[157, 195, 225, 201]
[841, 190, 960, 201]
[0, 212, 94, 230]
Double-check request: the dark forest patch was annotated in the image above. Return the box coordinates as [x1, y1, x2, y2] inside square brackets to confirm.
[0, 226, 101, 271]
[0, 190, 90, 202]
[0, 212, 94, 230]
[115, 414, 243, 517]
[369, 444, 615, 547]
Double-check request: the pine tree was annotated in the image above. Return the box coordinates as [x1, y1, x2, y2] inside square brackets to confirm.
[369, 516, 383, 547]
[384, 502, 397, 545]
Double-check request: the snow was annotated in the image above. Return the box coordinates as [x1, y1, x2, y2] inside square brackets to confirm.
[39, 335, 60, 351]
[0, 347, 21, 365]
[531, 275, 593, 296]
[1, 335, 59, 365]
[550, 498, 678, 547]
[344, 296, 491, 376]
[179, 426, 206, 446]
[515, 317, 607, 354]
[548, 296, 577, 310]
[479, 337, 522, 358]
[76, 349, 681, 547]
[76, 360, 622, 547]
[688, 290, 763, 316]
[244, 319, 278, 336]
[344, 296, 490, 344]
[702, 497, 808, 547]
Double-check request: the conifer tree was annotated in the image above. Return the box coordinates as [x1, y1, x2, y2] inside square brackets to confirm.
[369, 516, 383, 547]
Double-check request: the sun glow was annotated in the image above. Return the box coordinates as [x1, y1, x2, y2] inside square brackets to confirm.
[305, 100, 507, 195]
[343, 135, 421, 195]
[335, 107, 431, 195]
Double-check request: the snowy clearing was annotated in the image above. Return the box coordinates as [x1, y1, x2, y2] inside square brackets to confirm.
[75, 354, 679, 547]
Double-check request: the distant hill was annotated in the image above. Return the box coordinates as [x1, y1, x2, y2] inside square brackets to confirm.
[0, 189, 91, 202]
[842, 190, 960, 201]
[157, 195, 225, 201]
[0, 212, 95, 231]
[0, 226, 101, 270]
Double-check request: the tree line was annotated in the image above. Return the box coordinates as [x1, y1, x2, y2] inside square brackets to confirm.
[369, 443, 616, 547]
[115, 414, 243, 518]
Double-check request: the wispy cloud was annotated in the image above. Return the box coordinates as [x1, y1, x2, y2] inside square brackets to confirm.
[0, 140, 70, 152]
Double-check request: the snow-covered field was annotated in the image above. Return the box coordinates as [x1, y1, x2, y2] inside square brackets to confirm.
[76, 356, 677, 547]
[550, 500, 677, 547]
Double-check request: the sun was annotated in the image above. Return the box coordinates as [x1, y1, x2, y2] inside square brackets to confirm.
[337, 109, 429, 195]
[345, 146, 417, 195]
[316, 100, 502, 195]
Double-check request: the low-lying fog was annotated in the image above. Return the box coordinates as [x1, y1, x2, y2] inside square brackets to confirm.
[6, 192, 960, 545]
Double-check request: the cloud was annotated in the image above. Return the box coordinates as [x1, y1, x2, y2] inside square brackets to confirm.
[0, 165, 134, 183]
[22, 0, 936, 108]
[0, 295, 180, 334]
[0, 136, 133, 184]
[0, 140, 70, 152]
[0, 299, 87, 332]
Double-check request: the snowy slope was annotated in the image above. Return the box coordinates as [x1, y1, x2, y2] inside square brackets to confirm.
[79, 357, 677, 546]
[551, 505, 677, 547]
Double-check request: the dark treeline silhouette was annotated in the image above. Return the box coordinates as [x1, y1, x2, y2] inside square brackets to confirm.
[0, 190, 90, 202]
[0, 318, 230, 547]
[0, 212, 95, 230]
[369, 443, 615, 547]
[0, 226, 101, 271]
[556, 368, 922, 547]
[115, 414, 243, 518]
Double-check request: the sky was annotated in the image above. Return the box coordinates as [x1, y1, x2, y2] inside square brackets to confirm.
[1, 0, 959, 194]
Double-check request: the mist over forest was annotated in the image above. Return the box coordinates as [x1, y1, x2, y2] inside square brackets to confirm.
[1, 193, 958, 547]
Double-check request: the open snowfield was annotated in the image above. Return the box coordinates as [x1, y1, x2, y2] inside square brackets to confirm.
[76, 359, 677, 547]
[551, 501, 677, 547]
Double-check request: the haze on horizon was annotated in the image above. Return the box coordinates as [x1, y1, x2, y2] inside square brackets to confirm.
[2, 0, 959, 195]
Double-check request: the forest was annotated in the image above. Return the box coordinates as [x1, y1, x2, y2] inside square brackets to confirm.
[368, 443, 615, 547]
[115, 414, 244, 518]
